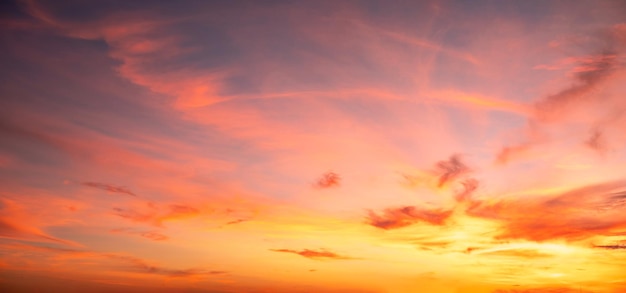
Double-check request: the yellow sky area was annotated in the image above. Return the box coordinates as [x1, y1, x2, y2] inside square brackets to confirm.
[150, 205, 624, 292]
[2, 189, 626, 292]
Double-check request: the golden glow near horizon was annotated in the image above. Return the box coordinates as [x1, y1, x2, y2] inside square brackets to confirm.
[1, 0, 626, 292]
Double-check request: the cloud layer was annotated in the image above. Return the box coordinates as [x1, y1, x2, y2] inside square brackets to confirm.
[1, 0, 626, 292]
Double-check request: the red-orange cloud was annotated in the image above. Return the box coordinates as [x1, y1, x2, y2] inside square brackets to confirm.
[367, 206, 453, 230]
[467, 179, 626, 241]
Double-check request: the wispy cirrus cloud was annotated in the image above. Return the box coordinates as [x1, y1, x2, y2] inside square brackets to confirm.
[224, 218, 249, 226]
[533, 52, 622, 123]
[270, 248, 354, 260]
[471, 248, 553, 259]
[428, 90, 530, 115]
[82, 182, 136, 197]
[109, 228, 169, 241]
[112, 203, 199, 227]
[492, 287, 594, 293]
[594, 191, 626, 211]
[0, 198, 80, 246]
[0, 241, 226, 278]
[592, 244, 626, 250]
[105, 253, 227, 277]
[496, 24, 626, 164]
[0, 217, 75, 246]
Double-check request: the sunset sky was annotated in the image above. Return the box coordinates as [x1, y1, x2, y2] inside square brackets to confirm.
[1, 0, 626, 292]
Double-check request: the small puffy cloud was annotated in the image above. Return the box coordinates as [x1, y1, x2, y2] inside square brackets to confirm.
[314, 171, 341, 189]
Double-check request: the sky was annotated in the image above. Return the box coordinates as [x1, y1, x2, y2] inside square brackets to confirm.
[1, 0, 626, 292]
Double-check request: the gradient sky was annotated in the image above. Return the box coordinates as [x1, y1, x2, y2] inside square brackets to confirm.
[1, 1, 626, 292]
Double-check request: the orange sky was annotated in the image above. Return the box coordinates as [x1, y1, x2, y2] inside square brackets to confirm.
[1, 0, 626, 292]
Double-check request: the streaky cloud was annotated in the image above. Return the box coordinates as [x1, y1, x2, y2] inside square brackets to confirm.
[367, 206, 452, 230]
[82, 182, 136, 197]
[270, 248, 354, 260]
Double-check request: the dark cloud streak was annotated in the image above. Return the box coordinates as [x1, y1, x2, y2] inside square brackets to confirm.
[367, 206, 452, 230]
[82, 182, 136, 197]
[225, 218, 249, 225]
[534, 52, 619, 122]
[270, 248, 353, 260]
[110, 228, 169, 241]
[593, 244, 626, 250]
[435, 154, 470, 188]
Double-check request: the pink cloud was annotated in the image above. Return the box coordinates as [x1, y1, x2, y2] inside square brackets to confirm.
[495, 24, 626, 164]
